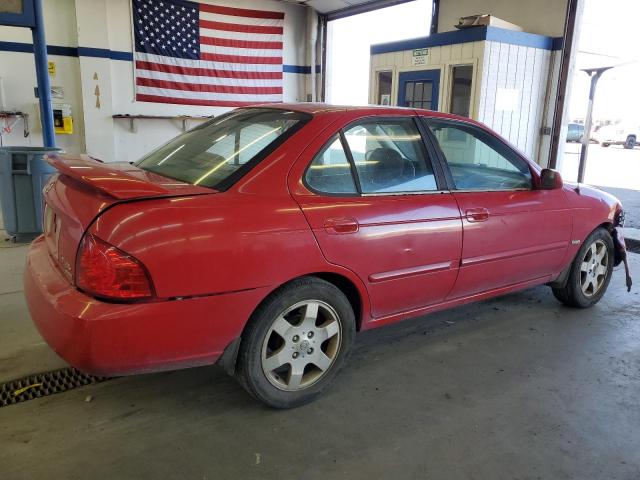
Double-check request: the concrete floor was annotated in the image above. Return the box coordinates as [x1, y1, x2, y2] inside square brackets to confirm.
[0, 228, 66, 383]
[1, 232, 639, 478]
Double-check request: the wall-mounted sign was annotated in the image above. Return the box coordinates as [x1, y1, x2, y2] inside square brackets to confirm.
[48, 61, 55, 77]
[34, 86, 64, 99]
[412, 48, 429, 66]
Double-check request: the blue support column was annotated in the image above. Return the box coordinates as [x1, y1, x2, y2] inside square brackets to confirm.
[31, 0, 56, 147]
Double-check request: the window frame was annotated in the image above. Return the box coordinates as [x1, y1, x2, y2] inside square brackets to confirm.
[420, 117, 535, 193]
[302, 133, 360, 197]
[303, 115, 449, 198]
[448, 64, 474, 118]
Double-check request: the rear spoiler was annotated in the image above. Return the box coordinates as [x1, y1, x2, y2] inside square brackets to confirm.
[45, 154, 213, 200]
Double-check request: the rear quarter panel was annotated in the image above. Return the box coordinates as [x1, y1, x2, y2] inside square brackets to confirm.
[90, 192, 326, 298]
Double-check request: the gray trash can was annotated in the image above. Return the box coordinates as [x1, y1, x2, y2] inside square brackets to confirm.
[0, 147, 61, 242]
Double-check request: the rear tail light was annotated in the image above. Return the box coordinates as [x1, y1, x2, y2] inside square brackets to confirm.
[76, 233, 154, 300]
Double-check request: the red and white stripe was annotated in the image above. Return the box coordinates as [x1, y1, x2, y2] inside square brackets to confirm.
[135, 3, 284, 107]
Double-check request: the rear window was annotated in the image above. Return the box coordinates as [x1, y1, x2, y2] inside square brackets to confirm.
[135, 108, 309, 190]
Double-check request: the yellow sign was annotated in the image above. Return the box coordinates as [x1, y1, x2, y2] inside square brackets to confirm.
[48, 61, 56, 77]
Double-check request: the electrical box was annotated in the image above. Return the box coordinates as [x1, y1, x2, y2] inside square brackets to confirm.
[34, 102, 74, 135]
[53, 103, 73, 135]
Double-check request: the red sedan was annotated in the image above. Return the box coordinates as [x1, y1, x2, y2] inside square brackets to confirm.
[25, 104, 626, 408]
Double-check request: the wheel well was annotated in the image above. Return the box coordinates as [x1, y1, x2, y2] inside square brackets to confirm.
[549, 222, 615, 290]
[220, 272, 364, 375]
[597, 221, 613, 232]
[310, 272, 363, 331]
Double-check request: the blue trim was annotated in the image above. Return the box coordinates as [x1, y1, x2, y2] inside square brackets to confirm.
[0, 41, 35, 53]
[283, 65, 322, 74]
[485, 27, 554, 50]
[371, 26, 563, 55]
[552, 36, 564, 51]
[48, 45, 79, 57]
[398, 69, 440, 109]
[0, 0, 35, 28]
[0, 41, 318, 71]
[77, 47, 133, 61]
[283, 65, 310, 74]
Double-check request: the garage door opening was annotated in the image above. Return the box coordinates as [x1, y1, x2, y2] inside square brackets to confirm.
[326, 0, 433, 105]
[558, 0, 640, 233]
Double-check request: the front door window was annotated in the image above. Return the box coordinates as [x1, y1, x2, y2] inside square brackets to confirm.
[425, 119, 532, 191]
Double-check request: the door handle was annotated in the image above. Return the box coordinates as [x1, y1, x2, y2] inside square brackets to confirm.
[323, 217, 359, 234]
[465, 208, 490, 223]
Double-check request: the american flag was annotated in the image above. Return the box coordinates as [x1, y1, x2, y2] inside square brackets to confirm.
[132, 0, 284, 107]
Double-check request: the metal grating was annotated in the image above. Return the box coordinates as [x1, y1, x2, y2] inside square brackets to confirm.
[0, 368, 109, 408]
[627, 238, 640, 255]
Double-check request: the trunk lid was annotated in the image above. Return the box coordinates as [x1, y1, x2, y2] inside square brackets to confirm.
[42, 154, 213, 283]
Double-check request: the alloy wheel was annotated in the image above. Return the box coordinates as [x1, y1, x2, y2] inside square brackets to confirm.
[580, 239, 609, 297]
[261, 300, 342, 391]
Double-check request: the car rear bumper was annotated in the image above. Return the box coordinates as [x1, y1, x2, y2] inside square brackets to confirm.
[24, 236, 269, 376]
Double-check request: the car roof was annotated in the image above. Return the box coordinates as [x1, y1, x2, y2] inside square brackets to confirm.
[252, 103, 486, 128]
[253, 102, 444, 117]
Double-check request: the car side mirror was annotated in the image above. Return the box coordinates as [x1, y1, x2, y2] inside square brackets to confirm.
[540, 168, 563, 190]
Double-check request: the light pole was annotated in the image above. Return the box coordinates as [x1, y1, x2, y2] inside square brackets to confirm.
[577, 66, 612, 184]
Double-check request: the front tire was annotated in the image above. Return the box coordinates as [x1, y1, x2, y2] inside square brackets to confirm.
[236, 277, 355, 408]
[552, 228, 614, 308]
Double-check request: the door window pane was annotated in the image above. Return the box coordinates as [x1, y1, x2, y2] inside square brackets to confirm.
[377, 71, 392, 105]
[449, 65, 473, 118]
[405, 82, 414, 107]
[422, 82, 432, 101]
[305, 135, 357, 194]
[415, 82, 424, 104]
[426, 119, 532, 191]
[343, 119, 437, 193]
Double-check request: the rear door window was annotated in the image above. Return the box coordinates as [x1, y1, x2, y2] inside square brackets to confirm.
[342, 119, 438, 194]
[305, 135, 358, 194]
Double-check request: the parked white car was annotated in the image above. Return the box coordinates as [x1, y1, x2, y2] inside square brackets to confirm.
[597, 124, 639, 149]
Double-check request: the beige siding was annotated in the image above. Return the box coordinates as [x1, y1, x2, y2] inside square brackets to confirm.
[369, 41, 484, 111]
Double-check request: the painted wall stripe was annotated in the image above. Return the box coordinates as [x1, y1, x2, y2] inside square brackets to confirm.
[0, 41, 318, 73]
[370, 26, 562, 55]
[283, 64, 322, 74]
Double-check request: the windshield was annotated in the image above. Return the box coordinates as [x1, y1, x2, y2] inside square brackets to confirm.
[135, 108, 309, 190]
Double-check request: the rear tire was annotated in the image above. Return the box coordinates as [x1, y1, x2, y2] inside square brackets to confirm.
[236, 277, 355, 408]
[552, 228, 614, 308]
